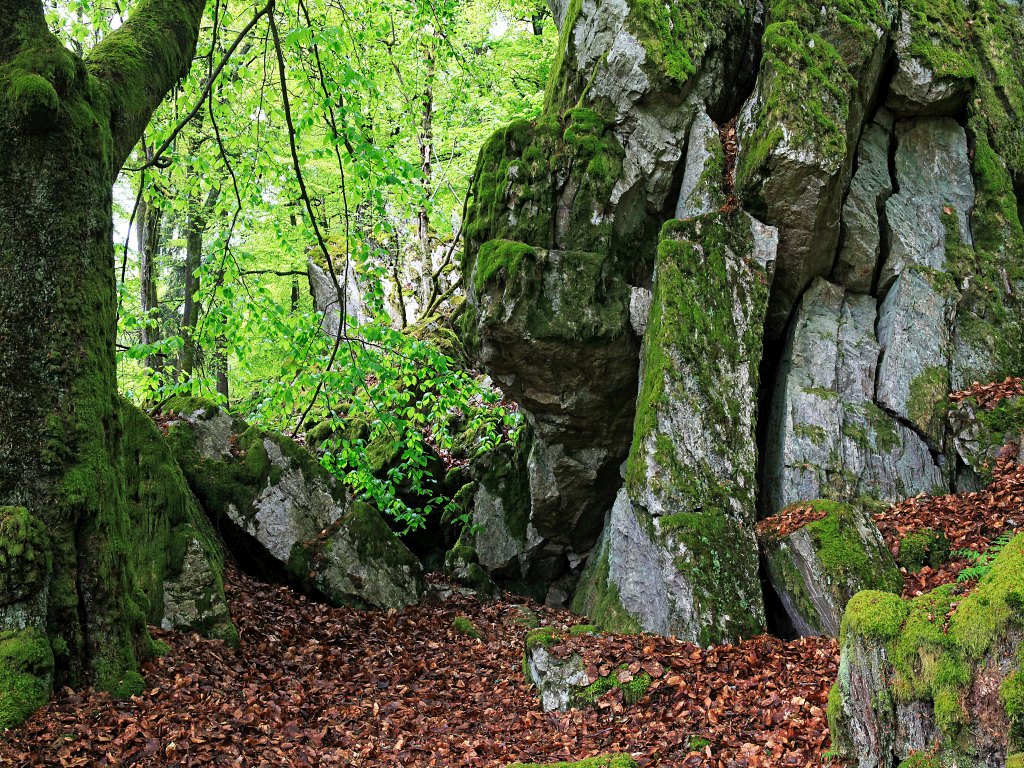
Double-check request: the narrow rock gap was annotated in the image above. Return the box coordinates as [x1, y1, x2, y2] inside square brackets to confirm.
[760, 554, 798, 640]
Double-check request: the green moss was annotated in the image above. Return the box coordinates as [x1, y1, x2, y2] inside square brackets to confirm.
[505, 755, 637, 768]
[0, 507, 50, 604]
[1009, 754, 1024, 768]
[1002, 670, 1024, 744]
[524, 626, 560, 652]
[474, 240, 537, 294]
[453, 616, 482, 640]
[0, 628, 54, 732]
[804, 502, 902, 594]
[907, 366, 950, 444]
[622, 0, 749, 85]
[795, 423, 828, 444]
[841, 590, 910, 644]
[897, 753, 942, 768]
[898, 529, 951, 573]
[737, 0, 889, 193]
[571, 542, 643, 635]
[575, 668, 652, 707]
[688, 736, 711, 751]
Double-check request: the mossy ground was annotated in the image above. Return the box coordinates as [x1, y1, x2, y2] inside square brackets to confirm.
[506, 756, 636, 768]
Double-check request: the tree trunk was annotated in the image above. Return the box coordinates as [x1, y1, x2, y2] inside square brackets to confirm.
[179, 187, 219, 379]
[0, 0, 208, 700]
[137, 173, 164, 373]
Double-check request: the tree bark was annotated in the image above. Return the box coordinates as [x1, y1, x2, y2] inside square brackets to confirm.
[0, 0, 208, 695]
[179, 187, 219, 379]
[137, 174, 164, 373]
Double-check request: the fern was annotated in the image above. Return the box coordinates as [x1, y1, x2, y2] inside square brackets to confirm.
[954, 531, 1016, 582]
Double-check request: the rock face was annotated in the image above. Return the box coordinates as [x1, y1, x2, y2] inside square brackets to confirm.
[119, 400, 235, 642]
[460, 0, 1024, 663]
[163, 400, 422, 610]
[758, 501, 901, 637]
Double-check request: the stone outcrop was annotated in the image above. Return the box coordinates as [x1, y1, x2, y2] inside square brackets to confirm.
[828, 536, 1024, 767]
[460, 0, 1024, 673]
[163, 399, 422, 610]
[573, 212, 775, 643]
[758, 500, 901, 637]
[523, 626, 651, 712]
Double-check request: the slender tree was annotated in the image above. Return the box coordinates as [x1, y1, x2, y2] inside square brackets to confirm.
[0, 0, 208, 693]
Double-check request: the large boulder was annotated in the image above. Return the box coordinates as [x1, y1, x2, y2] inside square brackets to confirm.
[758, 500, 902, 637]
[573, 211, 774, 644]
[162, 400, 422, 610]
[829, 534, 1024, 767]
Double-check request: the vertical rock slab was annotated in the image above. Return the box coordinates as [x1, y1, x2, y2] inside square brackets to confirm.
[764, 278, 943, 515]
[880, 118, 973, 289]
[757, 500, 901, 637]
[832, 117, 892, 293]
[737, 0, 894, 336]
[876, 270, 954, 447]
[574, 212, 775, 644]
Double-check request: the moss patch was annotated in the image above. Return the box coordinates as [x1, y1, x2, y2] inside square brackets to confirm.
[898, 529, 951, 573]
[0, 628, 54, 732]
[506, 755, 637, 768]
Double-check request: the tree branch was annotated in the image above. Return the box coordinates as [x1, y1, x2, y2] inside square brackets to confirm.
[85, 0, 209, 172]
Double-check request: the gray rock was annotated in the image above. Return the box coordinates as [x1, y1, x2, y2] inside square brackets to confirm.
[526, 642, 588, 712]
[764, 278, 944, 515]
[165, 402, 422, 610]
[628, 286, 652, 336]
[675, 110, 725, 220]
[307, 257, 370, 339]
[575, 213, 775, 643]
[161, 537, 233, 636]
[881, 118, 974, 289]
[758, 501, 901, 637]
[876, 270, 953, 446]
[833, 121, 892, 292]
[737, 2, 892, 337]
[886, 11, 972, 117]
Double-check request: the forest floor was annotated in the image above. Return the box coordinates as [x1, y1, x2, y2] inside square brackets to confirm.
[4, 381, 1022, 768]
[1, 567, 838, 768]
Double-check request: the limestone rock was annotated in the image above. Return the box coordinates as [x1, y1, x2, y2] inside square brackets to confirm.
[758, 500, 901, 637]
[675, 110, 726, 220]
[307, 256, 370, 338]
[119, 399, 235, 641]
[737, 0, 893, 336]
[161, 538, 233, 638]
[885, 10, 972, 117]
[574, 212, 774, 644]
[523, 626, 651, 712]
[949, 395, 1024, 489]
[881, 118, 974, 289]
[876, 270, 954, 447]
[829, 536, 1024, 766]
[163, 400, 421, 610]
[832, 119, 892, 292]
[764, 278, 943, 515]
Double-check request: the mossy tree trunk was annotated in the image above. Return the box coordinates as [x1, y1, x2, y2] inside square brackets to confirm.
[0, 0, 207, 694]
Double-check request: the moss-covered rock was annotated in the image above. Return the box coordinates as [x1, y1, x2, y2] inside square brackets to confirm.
[737, 0, 894, 337]
[897, 529, 950, 574]
[0, 628, 54, 732]
[506, 755, 637, 768]
[950, 395, 1024, 488]
[575, 212, 775, 643]
[163, 399, 421, 610]
[830, 533, 1024, 766]
[759, 500, 902, 637]
[522, 626, 651, 712]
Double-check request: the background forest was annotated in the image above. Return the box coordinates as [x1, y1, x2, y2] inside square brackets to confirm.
[60, 0, 549, 533]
